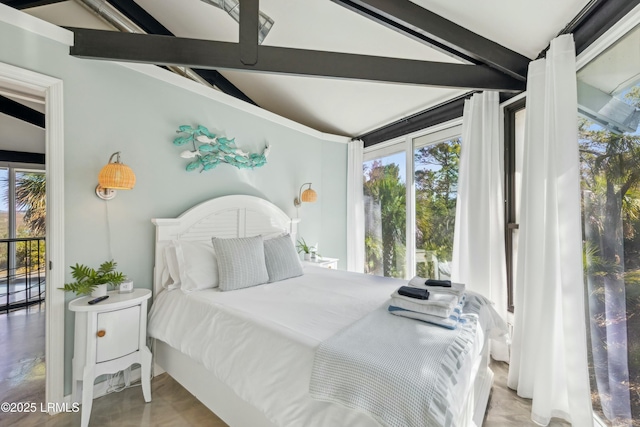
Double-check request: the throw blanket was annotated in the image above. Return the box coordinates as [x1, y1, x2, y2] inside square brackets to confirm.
[310, 304, 481, 427]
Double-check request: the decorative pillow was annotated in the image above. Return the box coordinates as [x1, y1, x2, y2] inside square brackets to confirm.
[212, 235, 269, 291]
[264, 234, 303, 282]
[172, 240, 219, 292]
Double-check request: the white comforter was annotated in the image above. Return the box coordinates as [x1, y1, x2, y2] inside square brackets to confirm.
[148, 267, 484, 427]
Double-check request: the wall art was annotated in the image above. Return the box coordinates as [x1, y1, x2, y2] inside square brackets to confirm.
[173, 124, 270, 172]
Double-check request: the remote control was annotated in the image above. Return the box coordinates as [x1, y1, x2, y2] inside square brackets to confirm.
[88, 295, 109, 305]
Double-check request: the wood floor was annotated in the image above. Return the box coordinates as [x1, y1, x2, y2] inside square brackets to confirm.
[1, 307, 572, 427]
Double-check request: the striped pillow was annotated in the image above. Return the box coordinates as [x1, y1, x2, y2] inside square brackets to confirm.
[264, 234, 304, 282]
[212, 235, 269, 291]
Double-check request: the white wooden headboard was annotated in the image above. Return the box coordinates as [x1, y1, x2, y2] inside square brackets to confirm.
[151, 195, 300, 295]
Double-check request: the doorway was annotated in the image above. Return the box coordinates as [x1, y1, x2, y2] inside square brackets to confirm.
[0, 61, 65, 411]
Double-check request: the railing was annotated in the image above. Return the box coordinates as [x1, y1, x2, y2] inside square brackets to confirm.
[0, 237, 46, 312]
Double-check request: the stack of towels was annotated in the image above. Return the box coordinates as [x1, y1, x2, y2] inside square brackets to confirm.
[388, 276, 466, 329]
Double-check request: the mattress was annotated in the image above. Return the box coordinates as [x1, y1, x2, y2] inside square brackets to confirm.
[148, 266, 485, 427]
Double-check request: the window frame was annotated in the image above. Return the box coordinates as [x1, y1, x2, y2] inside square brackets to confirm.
[503, 98, 525, 313]
[363, 119, 462, 279]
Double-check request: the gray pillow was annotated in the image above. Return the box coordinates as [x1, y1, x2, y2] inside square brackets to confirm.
[264, 234, 304, 282]
[212, 235, 269, 291]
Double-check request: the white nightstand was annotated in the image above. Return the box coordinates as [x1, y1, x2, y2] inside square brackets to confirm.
[303, 257, 339, 269]
[69, 289, 152, 427]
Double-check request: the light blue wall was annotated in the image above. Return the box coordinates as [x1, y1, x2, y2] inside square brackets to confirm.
[0, 20, 347, 394]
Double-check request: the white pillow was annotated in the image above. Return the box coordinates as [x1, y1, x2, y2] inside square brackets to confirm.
[162, 244, 182, 290]
[172, 240, 219, 292]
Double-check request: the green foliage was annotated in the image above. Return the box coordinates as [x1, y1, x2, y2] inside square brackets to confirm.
[580, 86, 640, 420]
[60, 260, 126, 296]
[583, 241, 621, 277]
[15, 172, 46, 237]
[363, 161, 406, 278]
[296, 238, 320, 257]
[414, 139, 460, 263]
[296, 237, 311, 254]
[579, 106, 640, 270]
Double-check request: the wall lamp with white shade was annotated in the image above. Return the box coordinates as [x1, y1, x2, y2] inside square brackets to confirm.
[294, 183, 318, 208]
[95, 152, 136, 200]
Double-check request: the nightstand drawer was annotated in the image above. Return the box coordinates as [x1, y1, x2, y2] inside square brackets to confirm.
[96, 305, 140, 363]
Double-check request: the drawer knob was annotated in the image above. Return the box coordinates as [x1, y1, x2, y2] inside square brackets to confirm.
[96, 330, 106, 338]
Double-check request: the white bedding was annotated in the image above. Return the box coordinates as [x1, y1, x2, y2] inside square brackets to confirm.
[148, 267, 485, 427]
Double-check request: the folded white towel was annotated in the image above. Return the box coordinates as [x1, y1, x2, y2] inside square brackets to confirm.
[389, 296, 453, 318]
[408, 276, 428, 288]
[390, 290, 458, 317]
[388, 304, 466, 330]
[407, 276, 466, 300]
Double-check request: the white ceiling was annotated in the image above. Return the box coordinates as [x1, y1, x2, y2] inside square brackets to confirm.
[0, 113, 45, 154]
[408, 0, 591, 59]
[0, 87, 45, 155]
[25, 0, 115, 31]
[23, 0, 593, 138]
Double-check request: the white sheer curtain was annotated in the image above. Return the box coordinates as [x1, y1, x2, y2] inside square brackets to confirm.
[451, 91, 508, 361]
[507, 34, 593, 426]
[347, 139, 364, 273]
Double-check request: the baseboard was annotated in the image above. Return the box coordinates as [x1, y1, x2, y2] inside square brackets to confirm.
[153, 362, 166, 376]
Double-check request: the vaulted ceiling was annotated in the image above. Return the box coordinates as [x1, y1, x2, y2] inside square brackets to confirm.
[2, 0, 620, 139]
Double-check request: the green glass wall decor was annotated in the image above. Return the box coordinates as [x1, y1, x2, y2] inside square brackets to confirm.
[173, 124, 270, 172]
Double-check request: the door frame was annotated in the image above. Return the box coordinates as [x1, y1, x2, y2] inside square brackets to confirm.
[0, 61, 65, 410]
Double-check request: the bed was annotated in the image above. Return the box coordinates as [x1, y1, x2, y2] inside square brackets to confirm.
[148, 195, 499, 427]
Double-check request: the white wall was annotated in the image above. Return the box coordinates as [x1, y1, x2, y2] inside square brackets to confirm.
[0, 16, 348, 394]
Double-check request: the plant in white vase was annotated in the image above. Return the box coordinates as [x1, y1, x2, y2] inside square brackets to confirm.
[296, 238, 312, 260]
[59, 260, 126, 297]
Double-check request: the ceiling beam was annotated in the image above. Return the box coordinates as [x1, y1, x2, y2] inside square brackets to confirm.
[0, 150, 45, 164]
[0, 0, 66, 9]
[105, 0, 258, 106]
[68, 28, 525, 92]
[359, 92, 471, 147]
[240, 0, 259, 66]
[105, 0, 173, 36]
[330, 0, 530, 81]
[0, 95, 45, 128]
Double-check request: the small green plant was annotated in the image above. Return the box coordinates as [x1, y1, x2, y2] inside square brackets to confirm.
[60, 260, 126, 296]
[296, 238, 320, 258]
[296, 237, 311, 254]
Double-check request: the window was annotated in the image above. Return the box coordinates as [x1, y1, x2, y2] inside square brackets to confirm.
[0, 168, 8, 273]
[577, 24, 640, 426]
[413, 130, 461, 280]
[0, 165, 46, 310]
[363, 124, 462, 279]
[363, 151, 407, 278]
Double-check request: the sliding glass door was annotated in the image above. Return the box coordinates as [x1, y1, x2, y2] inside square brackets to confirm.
[578, 23, 640, 426]
[363, 125, 462, 279]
